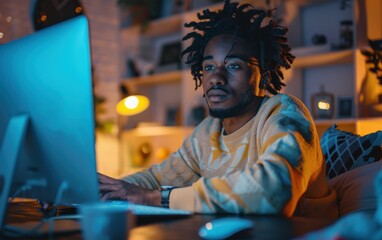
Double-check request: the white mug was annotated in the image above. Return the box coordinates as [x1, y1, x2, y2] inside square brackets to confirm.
[79, 203, 133, 240]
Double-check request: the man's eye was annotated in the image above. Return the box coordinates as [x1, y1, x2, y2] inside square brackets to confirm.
[204, 65, 214, 71]
[227, 64, 241, 70]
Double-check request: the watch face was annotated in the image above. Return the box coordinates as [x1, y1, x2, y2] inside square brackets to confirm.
[33, 0, 84, 30]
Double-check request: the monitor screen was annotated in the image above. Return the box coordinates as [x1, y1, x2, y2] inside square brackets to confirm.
[0, 15, 99, 225]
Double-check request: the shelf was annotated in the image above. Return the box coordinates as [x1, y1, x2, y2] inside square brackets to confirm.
[355, 117, 382, 135]
[314, 117, 382, 136]
[120, 1, 227, 38]
[122, 70, 182, 88]
[314, 118, 356, 125]
[121, 126, 194, 137]
[121, 14, 182, 38]
[315, 116, 382, 125]
[298, 0, 341, 7]
[117, 0, 381, 132]
[293, 49, 354, 68]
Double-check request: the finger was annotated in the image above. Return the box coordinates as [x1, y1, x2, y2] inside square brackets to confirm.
[98, 183, 122, 192]
[100, 191, 128, 201]
[98, 172, 117, 183]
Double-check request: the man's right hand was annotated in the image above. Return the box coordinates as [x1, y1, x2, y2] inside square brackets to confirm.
[98, 172, 161, 206]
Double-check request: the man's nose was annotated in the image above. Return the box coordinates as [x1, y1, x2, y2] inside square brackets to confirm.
[210, 67, 227, 85]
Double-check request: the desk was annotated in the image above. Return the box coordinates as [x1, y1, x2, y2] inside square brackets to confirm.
[3, 201, 334, 240]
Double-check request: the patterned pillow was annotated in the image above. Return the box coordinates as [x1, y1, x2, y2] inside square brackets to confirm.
[321, 124, 382, 179]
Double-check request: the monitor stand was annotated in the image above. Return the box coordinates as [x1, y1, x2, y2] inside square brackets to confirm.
[0, 115, 29, 228]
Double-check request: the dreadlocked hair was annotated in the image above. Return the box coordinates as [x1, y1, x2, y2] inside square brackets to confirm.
[181, 0, 295, 94]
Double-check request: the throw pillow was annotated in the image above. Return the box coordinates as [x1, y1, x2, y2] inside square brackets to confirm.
[321, 124, 382, 179]
[328, 161, 382, 216]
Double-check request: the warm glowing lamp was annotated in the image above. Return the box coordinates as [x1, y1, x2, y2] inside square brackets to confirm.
[116, 84, 150, 116]
[116, 94, 150, 116]
[317, 100, 331, 111]
[311, 86, 334, 119]
[117, 95, 150, 116]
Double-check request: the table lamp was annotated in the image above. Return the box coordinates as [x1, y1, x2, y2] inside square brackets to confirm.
[116, 85, 150, 116]
[311, 86, 334, 119]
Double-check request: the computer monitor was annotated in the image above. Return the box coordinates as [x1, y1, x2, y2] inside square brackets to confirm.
[0, 16, 99, 226]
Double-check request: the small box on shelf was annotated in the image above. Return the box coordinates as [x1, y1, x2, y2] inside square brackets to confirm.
[337, 96, 354, 118]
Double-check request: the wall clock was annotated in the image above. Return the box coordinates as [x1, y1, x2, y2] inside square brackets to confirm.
[32, 0, 84, 30]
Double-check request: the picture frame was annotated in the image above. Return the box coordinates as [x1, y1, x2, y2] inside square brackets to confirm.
[172, 0, 192, 14]
[153, 34, 182, 74]
[161, 0, 192, 17]
[158, 41, 182, 67]
[337, 96, 354, 118]
[165, 107, 180, 126]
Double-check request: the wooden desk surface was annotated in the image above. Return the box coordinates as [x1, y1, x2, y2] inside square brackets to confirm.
[3, 201, 334, 240]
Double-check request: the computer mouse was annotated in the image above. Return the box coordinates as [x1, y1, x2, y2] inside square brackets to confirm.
[198, 217, 254, 239]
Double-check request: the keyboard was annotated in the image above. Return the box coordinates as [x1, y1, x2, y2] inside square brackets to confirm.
[108, 201, 192, 217]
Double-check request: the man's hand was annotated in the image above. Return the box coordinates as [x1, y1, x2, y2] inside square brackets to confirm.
[98, 173, 161, 206]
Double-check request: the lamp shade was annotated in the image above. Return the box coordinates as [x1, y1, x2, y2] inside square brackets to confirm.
[116, 95, 150, 116]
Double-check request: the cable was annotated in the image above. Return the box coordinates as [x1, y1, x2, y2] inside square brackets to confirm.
[43, 181, 69, 219]
[2, 181, 74, 238]
[3, 180, 47, 238]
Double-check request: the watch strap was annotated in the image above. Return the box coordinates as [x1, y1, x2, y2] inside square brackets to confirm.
[160, 186, 176, 208]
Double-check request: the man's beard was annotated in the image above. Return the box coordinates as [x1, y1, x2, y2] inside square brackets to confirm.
[208, 89, 256, 119]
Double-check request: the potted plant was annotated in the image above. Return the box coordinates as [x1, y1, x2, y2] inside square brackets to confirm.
[362, 39, 382, 101]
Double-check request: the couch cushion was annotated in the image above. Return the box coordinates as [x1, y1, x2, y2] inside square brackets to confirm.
[321, 124, 382, 179]
[328, 161, 382, 216]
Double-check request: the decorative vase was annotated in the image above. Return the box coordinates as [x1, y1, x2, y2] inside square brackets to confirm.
[358, 63, 382, 117]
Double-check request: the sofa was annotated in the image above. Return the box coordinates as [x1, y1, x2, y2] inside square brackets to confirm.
[301, 125, 382, 239]
[321, 124, 382, 217]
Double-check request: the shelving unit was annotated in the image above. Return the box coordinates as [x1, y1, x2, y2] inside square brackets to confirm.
[283, 0, 382, 136]
[119, 3, 216, 128]
[119, 0, 382, 136]
[122, 70, 182, 88]
[293, 49, 353, 68]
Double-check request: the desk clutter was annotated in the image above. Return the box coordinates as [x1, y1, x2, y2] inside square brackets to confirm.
[3, 200, 336, 240]
[1, 200, 192, 239]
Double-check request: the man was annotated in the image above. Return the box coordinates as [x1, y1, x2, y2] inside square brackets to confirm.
[99, 0, 338, 218]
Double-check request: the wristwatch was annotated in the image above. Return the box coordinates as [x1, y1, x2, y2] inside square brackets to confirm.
[160, 186, 177, 208]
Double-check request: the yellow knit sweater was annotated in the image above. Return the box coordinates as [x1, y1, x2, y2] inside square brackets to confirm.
[123, 94, 338, 219]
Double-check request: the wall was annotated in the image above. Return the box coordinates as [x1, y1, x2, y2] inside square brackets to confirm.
[81, 0, 121, 177]
[0, 0, 120, 124]
[0, 0, 34, 44]
[82, 0, 120, 127]
[0, 0, 121, 177]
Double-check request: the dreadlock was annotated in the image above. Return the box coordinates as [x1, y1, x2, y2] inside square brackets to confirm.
[181, 0, 295, 95]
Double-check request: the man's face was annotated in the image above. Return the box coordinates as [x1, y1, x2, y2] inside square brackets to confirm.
[202, 34, 262, 119]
